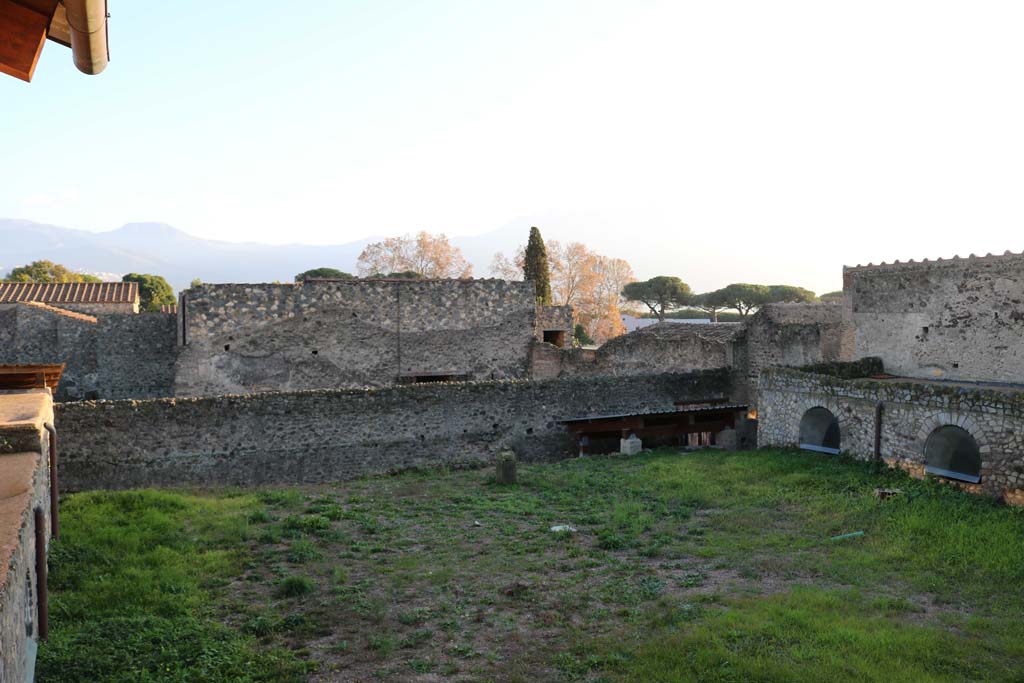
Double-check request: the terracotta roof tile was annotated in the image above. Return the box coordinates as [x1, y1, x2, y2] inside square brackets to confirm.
[0, 281, 138, 305]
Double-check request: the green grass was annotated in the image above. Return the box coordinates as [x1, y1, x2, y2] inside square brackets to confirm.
[38, 490, 312, 682]
[40, 449, 1024, 682]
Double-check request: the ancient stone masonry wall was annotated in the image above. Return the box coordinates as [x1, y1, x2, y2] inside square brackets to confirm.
[0, 305, 179, 400]
[845, 252, 1024, 383]
[175, 280, 537, 395]
[535, 305, 574, 341]
[741, 303, 847, 407]
[56, 370, 733, 490]
[759, 367, 1024, 504]
[585, 324, 740, 377]
[96, 314, 178, 399]
[0, 391, 53, 682]
[0, 304, 99, 401]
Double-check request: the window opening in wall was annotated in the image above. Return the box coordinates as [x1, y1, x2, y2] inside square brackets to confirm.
[224, 344, 230, 351]
[798, 407, 841, 454]
[924, 425, 981, 483]
[543, 329, 567, 347]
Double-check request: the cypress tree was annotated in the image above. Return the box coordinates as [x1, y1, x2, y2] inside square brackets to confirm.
[523, 226, 552, 305]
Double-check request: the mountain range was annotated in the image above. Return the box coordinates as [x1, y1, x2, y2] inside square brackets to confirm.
[0, 219, 525, 291]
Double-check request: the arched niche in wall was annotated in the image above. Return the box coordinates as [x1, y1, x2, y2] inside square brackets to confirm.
[924, 425, 981, 483]
[798, 406, 841, 454]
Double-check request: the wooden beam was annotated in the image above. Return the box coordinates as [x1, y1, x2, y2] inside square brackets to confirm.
[0, 0, 48, 81]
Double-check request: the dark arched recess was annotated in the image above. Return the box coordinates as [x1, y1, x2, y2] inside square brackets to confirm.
[924, 425, 981, 483]
[799, 407, 841, 454]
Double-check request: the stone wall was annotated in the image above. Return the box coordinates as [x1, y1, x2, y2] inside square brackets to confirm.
[759, 367, 1024, 503]
[0, 390, 53, 682]
[535, 305, 574, 345]
[580, 323, 741, 377]
[845, 252, 1024, 383]
[0, 304, 178, 401]
[741, 303, 847, 406]
[96, 314, 178, 399]
[175, 280, 538, 395]
[56, 370, 732, 490]
[0, 304, 99, 401]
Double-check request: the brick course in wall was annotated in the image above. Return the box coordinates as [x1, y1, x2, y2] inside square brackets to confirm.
[56, 370, 732, 490]
[758, 367, 1024, 503]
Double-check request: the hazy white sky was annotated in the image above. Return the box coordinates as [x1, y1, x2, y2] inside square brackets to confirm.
[2, 0, 1023, 294]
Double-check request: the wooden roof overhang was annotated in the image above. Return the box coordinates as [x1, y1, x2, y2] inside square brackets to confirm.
[0, 363, 65, 392]
[2, 0, 106, 81]
[559, 404, 749, 440]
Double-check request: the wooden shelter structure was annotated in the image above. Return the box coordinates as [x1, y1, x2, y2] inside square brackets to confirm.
[0, 364, 65, 392]
[560, 401, 748, 454]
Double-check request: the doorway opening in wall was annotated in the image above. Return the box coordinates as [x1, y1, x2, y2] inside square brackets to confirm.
[924, 425, 981, 483]
[798, 407, 841, 454]
[397, 372, 472, 385]
[542, 330, 567, 347]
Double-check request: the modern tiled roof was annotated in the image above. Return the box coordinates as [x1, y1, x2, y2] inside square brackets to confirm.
[0, 281, 138, 305]
[159, 304, 178, 314]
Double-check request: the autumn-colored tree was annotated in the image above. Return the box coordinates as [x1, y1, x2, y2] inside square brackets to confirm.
[357, 232, 472, 279]
[489, 251, 523, 280]
[492, 240, 634, 344]
[523, 227, 552, 305]
[4, 260, 102, 283]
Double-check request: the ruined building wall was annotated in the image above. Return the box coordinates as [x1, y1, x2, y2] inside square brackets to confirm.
[174, 280, 538, 396]
[581, 324, 740, 377]
[96, 314, 178, 399]
[845, 252, 1024, 383]
[0, 305, 99, 401]
[740, 303, 847, 406]
[0, 305, 177, 400]
[0, 390, 53, 682]
[758, 367, 1024, 504]
[57, 370, 733, 490]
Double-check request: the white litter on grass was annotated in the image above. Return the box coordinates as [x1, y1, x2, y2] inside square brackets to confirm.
[550, 524, 577, 533]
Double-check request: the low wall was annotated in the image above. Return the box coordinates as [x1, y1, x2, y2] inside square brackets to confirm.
[759, 367, 1024, 503]
[56, 370, 732, 490]
[0, 391, 53, 682]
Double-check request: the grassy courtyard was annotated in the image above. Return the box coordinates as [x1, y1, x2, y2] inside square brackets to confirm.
[39, 449, 1024, 682]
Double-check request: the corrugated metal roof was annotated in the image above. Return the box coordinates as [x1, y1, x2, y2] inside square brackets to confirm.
[0, 281, 138, 304]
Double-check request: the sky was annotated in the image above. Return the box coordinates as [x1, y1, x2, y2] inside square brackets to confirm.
[3, 0, 1024, 294]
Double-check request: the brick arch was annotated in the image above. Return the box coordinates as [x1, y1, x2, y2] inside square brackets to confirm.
[915, 411, 988, 454]
[792, 396, 847, 453]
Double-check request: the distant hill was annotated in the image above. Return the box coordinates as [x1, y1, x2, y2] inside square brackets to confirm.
[0, 219, 525, 291]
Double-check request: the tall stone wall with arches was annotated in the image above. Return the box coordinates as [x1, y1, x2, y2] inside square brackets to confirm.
[758, 366, 1024, 504]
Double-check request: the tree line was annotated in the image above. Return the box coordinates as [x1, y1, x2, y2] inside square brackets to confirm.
[2, 261, 176, 312]
[621, 278, 820, 322]
[6, 230, 832, 335]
